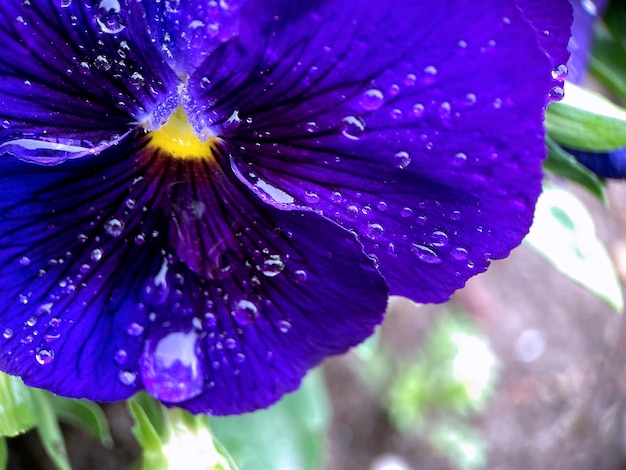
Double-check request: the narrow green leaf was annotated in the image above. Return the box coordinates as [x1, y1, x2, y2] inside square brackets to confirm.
[589, 27, 626, 103]
[0, 373, 37, 437]
[544, 137, 606, 203]
[0, 438, 7, 470]
[30, 390, 71, 470]
[128, 395, 164, 455]
[546, 83, 626, 152]
[524, 186, 624, 312]
[47, 395, 113, 448]
[210, 371, 330, 470]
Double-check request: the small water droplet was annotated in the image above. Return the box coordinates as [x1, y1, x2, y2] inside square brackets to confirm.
[410, 244, 442, 264]
[431, 231, 449, 247]
[304, 191, 320, 204]
[114, 349, 128, 365]
[232, 299, 259, 326]
[91, 248, 103, 262]
[452, 247, 469, 260]
[127, 322, 144, 337]
[548, 86, 564, 101]
[19, 256, 31, 266]
[359, 88, 384, 111]
[278, 320, 292, 333]
[225, 338, 237, 349]
[422, 65, 438, 84]
[393, 151, 411, 169]
[404, 73, 417, 86]
[305, 121, 318, 133]
[551, 64, 568, 81]
[346, 205, 359, 219]
[61, 0, 72, 7]
[36, 349, 54, 365]
[25, 316, 37, 327]
[3, 328, 13, 339]
[294, 269, 308, 283]
[119, 370, 137, 385]
[340, 115, 366, 140]
[366, 223, 384, 241]
[400, 207, 413, 218]
[104, 218, 124, 237]
[262, 255, 285, 277]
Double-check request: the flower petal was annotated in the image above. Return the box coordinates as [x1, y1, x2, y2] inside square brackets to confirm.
[187, 0, 571, 302]
[567, 0, 609, 83]
[143, 0, 244, 76]
[0, 132, 388, 413]
[0, 1, 180, 161]
[567, 146, 626, 179]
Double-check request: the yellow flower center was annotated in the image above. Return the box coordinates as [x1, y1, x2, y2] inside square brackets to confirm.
[148, 106, 217, 160]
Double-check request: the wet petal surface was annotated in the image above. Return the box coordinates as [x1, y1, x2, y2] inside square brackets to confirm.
[188, 0, 571, 302]
[0, 133, 388, 413]
[0, 1, 180, 162]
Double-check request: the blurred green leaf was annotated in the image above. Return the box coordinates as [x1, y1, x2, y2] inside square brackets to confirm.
[544, 137, 606, 203]
[428, 422, 487, 470]
[0, 373, 37, 437]
[128, 393, 236, 470]
[48, 395, 113, 448]
[525, 186, 624, 312]
[0, 438, 7, 470]
[210, 370, 330, 470]
[30, 390, 71, 470]
[602, 0, 626, 50]
[387, 312, 496, 429]
[546, 82, 626, 151]
[590, 26, 626, 103]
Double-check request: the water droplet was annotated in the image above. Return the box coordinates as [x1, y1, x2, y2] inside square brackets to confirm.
[104, 218, 124, 237]
[91, 248, 103, 262]
[96, 0, 126, 34]
[119, 370, 137, 385]
[25, 316, 37, 327]
[422, 65, 438, 84]
[410, 244, 442, 264]
[3, 328, 13, 339]
[127, 322, 144, 337]
[404, 73, 417, 86]
[304, 191, 320, 204]
[412, 103, 425, 118]
[340, 115, 366, 140]
[224, 338, 237, 349]
[453, 152, 467, 166]
[330, 191, 342, 203]
[581, 0, 598, 15]
[262, 255, 285, 277]
[346, 205, 359, 219]
[114, 349, 128, 365]
[294, 269, 308, 283]
[143, 259, 169, 306]
[431, 231, 449, 247]
[36, 349, 54, 365]
[452, 247, 468, 260]
[400, 207, 413, 218]
[548, 86, 564, 101]
[128, 72, 144, 89]
[165, 0, 181, 12]
[61, 0, 72, 7]
[232, 299, 259, 326]
[551, 64, 568, 81]
[465, 93, 477, 106]
[140, 331, 204, 402]
[135, 233, 146, 245]
[366, 223, 384, 241]
[393, 151, 411, 169]
[359, 88, 384, 111]
[305, 121, 318, 133]
[278, 320, 292, 333]
[19, 256, 31, 266]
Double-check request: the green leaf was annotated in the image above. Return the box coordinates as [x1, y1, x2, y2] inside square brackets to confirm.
[0, 438, 7, 470]
[128, 393, 236, 470]
[210, 370, 330, 470]
[543, 137, 606, 203]
[546, 82, 626, 151]
[47, 395, 113, 448]
[524, 186, 624, 312]
[428, 421, 487, 470]
[30, 390, 71, 470]
[589, 27, 626, 103]
[0, 373, 37, 437]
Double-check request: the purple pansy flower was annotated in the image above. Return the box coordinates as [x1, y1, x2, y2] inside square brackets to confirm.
[0, 1, 571, 415]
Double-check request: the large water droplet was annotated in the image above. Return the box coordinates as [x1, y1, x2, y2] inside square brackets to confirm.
[366, 223, 384, 241]
[119, 370, 137, 385]
[359, 89, 384, 111]
[3, 328, 13, 339]
[140, 331, 204, 403]
[410, 244, 442, 264]
[104, 218, 124, 237]
[232, 299, 259, 326]
[393, 151, 411, 169]
[36, 349, 54, 365]
[96, 0, 126, 34]
[340, 116, 366, 140]
[551, 64, 568, 81]
[262, 255, 285, 277]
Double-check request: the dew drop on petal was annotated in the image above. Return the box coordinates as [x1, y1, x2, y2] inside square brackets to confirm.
[19, 256, 31, 266]
[61, 0, 72, 7]
[366, 223, 384, 241]
[431, 231, 449, 247]
[359, 89, 384, 111]
[548, 86, 565, 101]
[3, 328, 13, 339]
[551, 64, 568, 81]
[452, 247, 469, 260]
[278, 320, 292, 333]
[91, 248, 103, 262]
[114, 349, 128, 365]
[224, 338, 237, 350]
[126, 322, 144, 337]
[140, 331, 204, 402]
[340, 116, 366, 140]
[119, 370, 137, 385]
[36, 349, 54, 365]
[393, 151, 411, 169]
[294, 269, 308, 283]
[104, 218, 124, 237]
[232, 299, 259, 326]
[262, 255, 285, 277]
[410, 244, 442, 264]
[96, 0, 126, 34]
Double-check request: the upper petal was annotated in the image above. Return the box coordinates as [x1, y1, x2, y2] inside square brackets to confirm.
[186, 0, 572, 303]
[0, 131, 388, 413]
[0, 0, 180, 162]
